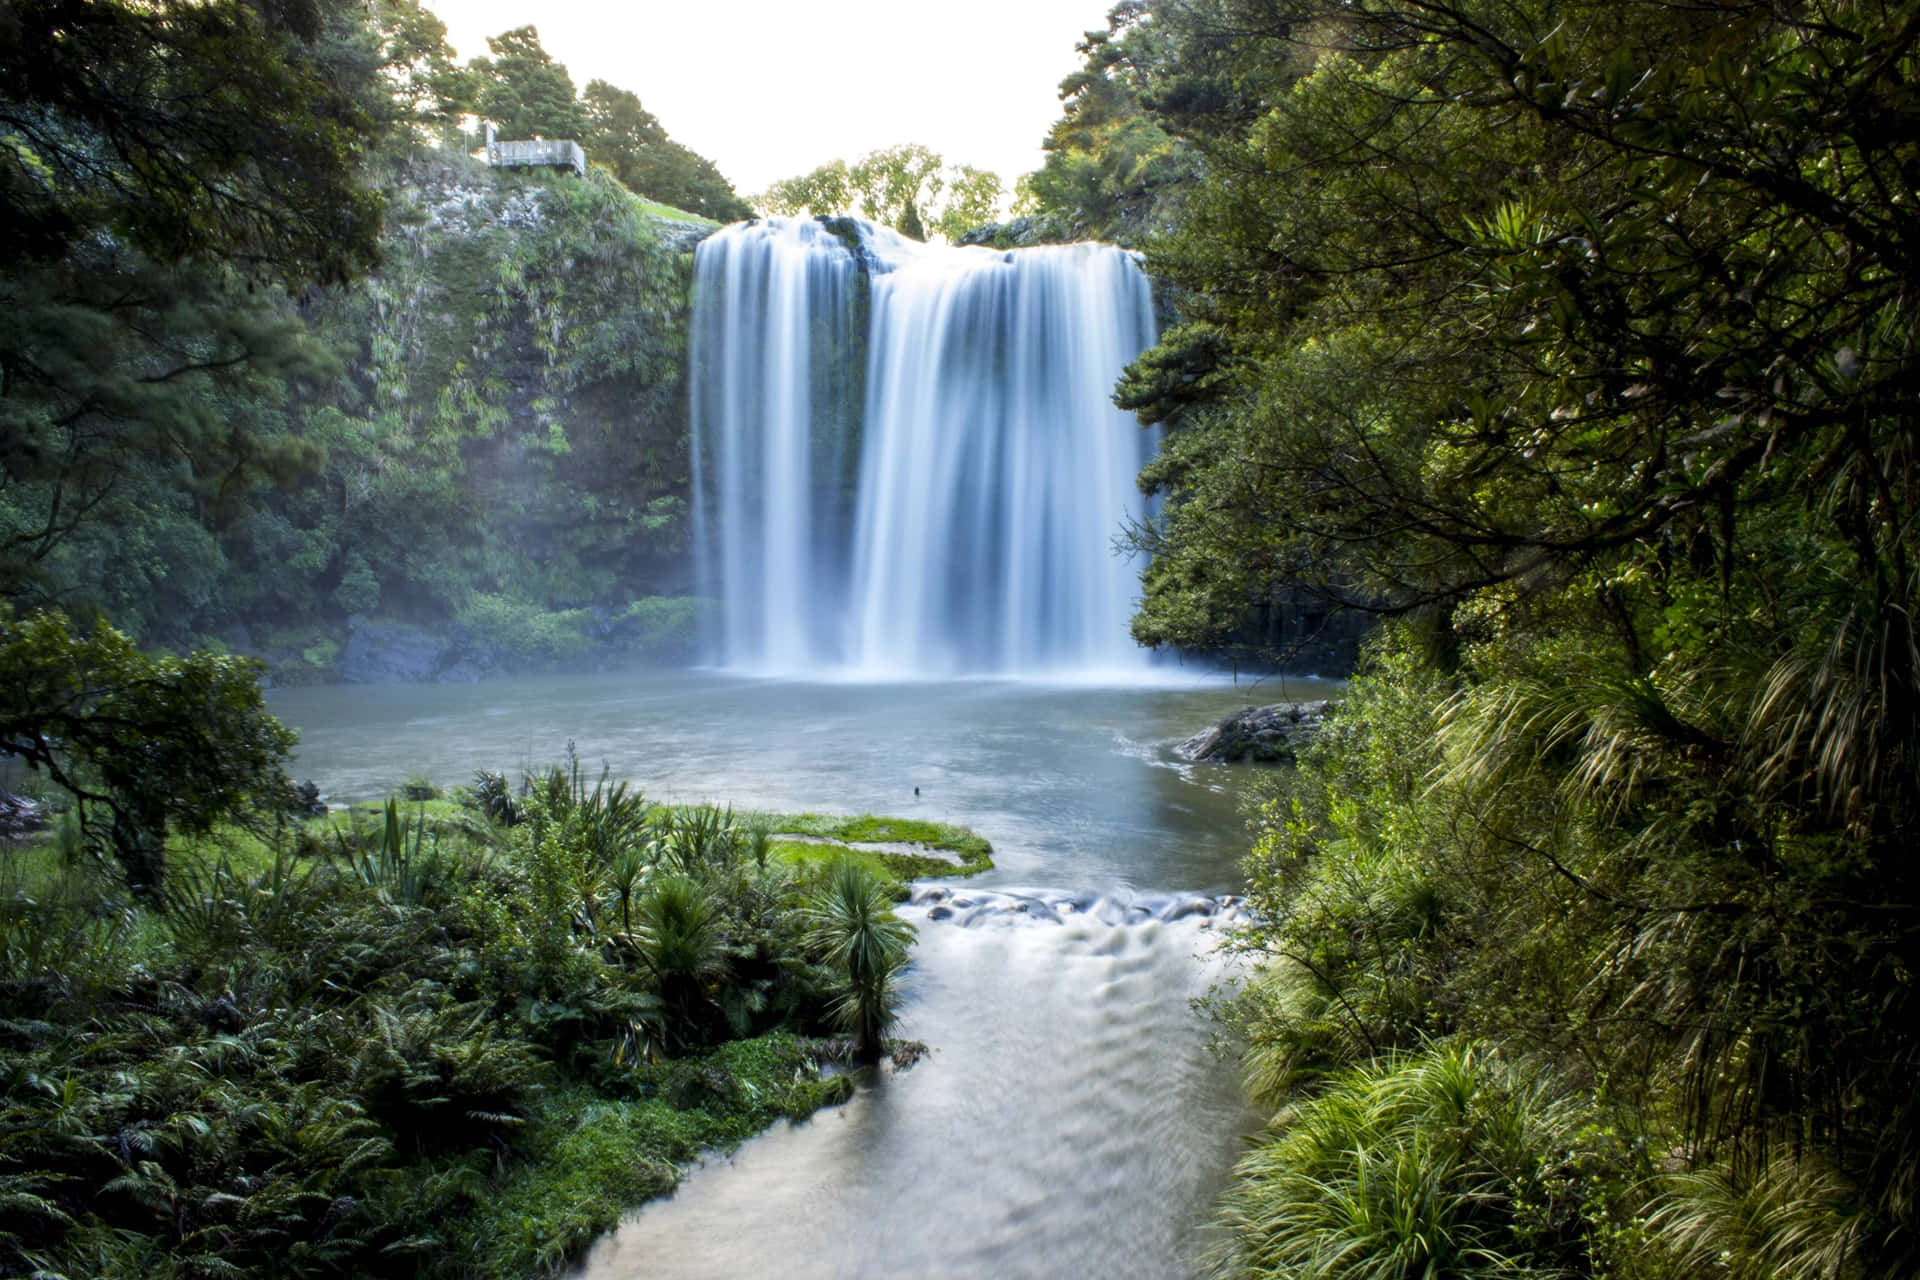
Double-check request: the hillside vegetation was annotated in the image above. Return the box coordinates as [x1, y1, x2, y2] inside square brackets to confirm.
[2, 3, 736, 683]
[1023, 1, 1920, 1276]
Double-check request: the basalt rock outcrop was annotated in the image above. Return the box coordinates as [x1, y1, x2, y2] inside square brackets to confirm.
[1175, 700, 1333, 764]
[338, 619, 452, 684]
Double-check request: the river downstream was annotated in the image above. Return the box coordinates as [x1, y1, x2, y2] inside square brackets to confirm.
[269, 667, 1340, 1278]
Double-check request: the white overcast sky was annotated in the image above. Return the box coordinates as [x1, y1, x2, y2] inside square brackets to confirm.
[427, 0, 1114, 198]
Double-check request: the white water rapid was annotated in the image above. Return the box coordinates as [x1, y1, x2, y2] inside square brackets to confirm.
[691, 219, 1159, 678]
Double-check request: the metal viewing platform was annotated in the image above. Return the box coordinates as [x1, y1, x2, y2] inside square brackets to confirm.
[484, 123, 586, 176]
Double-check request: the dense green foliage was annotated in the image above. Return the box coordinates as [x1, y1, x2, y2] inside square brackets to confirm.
[3, 2, 734, 679]
[0, 0, 388, 624]
[1028, 0, 1920, 1273]
[0, 609, 294, 896]
[0, 0, 375, 890]
[0, 0, 386, 285]
[262, 157, 704, 675]
[1110, 0, 1920, 657]
[1222, 629, 1920, 1277]
[1016, 3, 1198, 245]
[755, 145, 1005, 243]
[0, 772, 934, 1276]
[0, 250, 339, 631]
[4, 150, 708, 676]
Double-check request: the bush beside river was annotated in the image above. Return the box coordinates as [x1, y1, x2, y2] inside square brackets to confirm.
[0, 766, 954, 1277]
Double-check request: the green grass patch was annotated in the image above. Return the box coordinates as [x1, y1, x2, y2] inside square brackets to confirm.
[769, 812, 993, 879]
[310, 794, 498, 852]
[0, 827, 73, 889]
[463, 1034, 852, 1276]
[635, 198, 718, 225]
[769, 839, 919, 897]
[334, 795, 471, 823]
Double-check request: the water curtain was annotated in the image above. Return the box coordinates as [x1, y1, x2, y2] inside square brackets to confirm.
[691, 218, 1157, 677]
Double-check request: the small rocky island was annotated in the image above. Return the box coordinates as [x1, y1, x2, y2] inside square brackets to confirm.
[1175, 700, 1334, 763]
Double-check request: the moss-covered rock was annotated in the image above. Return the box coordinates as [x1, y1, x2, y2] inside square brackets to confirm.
[1175, 700, 1335, 763]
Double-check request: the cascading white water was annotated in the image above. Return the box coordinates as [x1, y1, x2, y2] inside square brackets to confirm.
[689, 219, 862, 672]
[691, 218, 1158, 677]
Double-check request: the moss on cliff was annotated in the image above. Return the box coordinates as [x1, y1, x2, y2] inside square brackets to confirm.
[217, 152, 720, 679]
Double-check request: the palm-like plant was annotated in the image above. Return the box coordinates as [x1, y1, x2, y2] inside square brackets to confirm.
[525, 753, 649, 868]
[470, 770, 520, 826]
[653, 804, 740, 877]
[340, 797, 449, 909]
[800, 858, 915, 1062]
[631, 873, 723, 1049]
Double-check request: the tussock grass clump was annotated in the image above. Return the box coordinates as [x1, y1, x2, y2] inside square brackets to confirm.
[800, 858, 916, 1062]
[1218, 1044, 1611, 1280]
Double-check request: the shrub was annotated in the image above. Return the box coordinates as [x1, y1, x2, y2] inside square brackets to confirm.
[331, 552, 381, 614]
[800, 857, 915, 1062]
[0, 607, 295, 896]
[469, 770, 521, 826]
[455, 593, 591, 664]
[400, 774, 440, 802]
[1218, 1043, 1611, 1280]
[620, 595, 701, 659]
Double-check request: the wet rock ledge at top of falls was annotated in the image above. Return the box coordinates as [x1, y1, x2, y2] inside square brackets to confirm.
[1175, 700, 1335, 764]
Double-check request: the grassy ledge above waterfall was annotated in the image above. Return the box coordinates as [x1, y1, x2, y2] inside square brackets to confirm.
[0, 767, 957, 1279]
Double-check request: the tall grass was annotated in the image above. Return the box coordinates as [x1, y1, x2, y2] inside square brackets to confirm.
[1650, 1157, 1873, 1280]
[1217, 1043, 1607, 1280]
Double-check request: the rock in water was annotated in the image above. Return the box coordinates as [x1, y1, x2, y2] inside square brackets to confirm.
[1175, 700, 1334, 763]
[338, 620, 450, 684]
[0, 792, 48, 839]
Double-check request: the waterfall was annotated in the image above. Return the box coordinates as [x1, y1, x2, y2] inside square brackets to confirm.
[689, 219, 862, 672]
[691, 218, 1158, 677]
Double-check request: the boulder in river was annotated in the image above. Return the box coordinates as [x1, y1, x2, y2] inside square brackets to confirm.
[1175, 700, 1334, 763]
[338, 620, 451, 684]
[1, 792, 48, 840]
